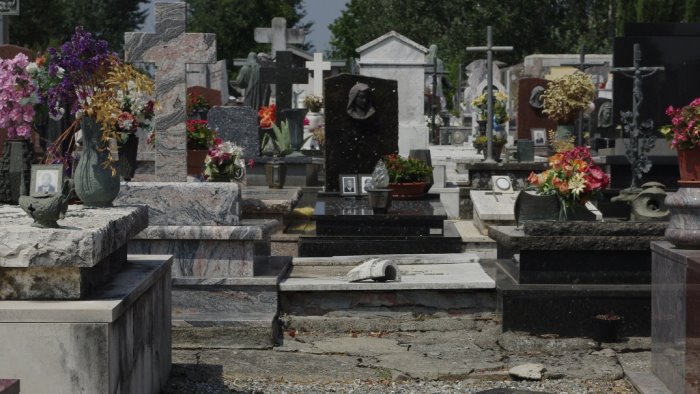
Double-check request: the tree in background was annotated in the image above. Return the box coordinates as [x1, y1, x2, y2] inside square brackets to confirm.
[187, 0, 312, 62]
[9, 0, 148, 52]
[330, 0, 700, 110]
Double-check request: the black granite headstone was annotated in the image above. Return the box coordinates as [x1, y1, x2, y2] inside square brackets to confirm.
[613, 23, 700, 131]
[324, 74, 399, 192]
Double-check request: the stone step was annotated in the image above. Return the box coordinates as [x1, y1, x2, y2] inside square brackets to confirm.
[170, 256, 291, 349]
[279, 253, 496, 317]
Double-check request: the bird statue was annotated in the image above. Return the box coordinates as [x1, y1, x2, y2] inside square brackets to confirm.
[19, 179, 74, 228]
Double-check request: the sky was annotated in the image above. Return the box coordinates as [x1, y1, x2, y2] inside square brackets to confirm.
[139, 0, 348, 53]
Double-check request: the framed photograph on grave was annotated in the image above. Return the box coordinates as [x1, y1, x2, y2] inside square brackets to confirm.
[31, 164, 64, 194]
[359, 175, 372, 195]
[531, 128, 547, 147]
[339, 175, 359, 196]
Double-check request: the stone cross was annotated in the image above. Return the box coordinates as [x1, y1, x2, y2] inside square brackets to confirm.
[611, 43, 665, 190]
[305, 52, 331, 97]
[260, 51, 309, 120]
[254, 17, 305, 56]
[124, 2, 216, 182]
[561, 45, 608, 146]
[467, 26, 513, 163]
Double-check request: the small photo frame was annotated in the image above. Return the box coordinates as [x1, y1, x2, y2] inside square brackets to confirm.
[339, 175, 358, 196]
[31, 164, 64, 195]
[531, 128, 547, 147]
[359, 175, 373, 195]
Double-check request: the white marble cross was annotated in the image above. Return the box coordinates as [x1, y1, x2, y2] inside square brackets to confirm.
[124, 2, 216, 181]
[305, 52, 331, 97]
[254, 17, 305, 55]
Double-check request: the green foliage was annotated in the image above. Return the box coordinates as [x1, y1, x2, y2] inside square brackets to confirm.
[384, 154, 433, 184]
[9, 0, 148, 52]
[187, 0, 311, 62]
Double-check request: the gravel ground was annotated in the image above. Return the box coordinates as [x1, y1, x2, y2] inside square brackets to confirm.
[164, 315, 644, 394]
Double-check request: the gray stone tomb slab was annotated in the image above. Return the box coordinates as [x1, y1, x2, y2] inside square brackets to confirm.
[0, 206, 171, 394]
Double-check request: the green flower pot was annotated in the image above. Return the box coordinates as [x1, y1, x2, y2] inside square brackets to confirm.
[73, 117, 120, 207]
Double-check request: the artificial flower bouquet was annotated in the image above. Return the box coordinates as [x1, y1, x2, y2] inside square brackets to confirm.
[527, 146, 609, 209]
[660, 98, 700, 150]
[186, 119, 217, 150]
[384, 154, 433, 184]
[204, 138, 244, 181]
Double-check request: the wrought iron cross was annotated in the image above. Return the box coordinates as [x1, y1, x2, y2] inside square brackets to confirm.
[611, 43, 665, 190]
[561, 45, 608, 146]
[467, 26, 513, 163]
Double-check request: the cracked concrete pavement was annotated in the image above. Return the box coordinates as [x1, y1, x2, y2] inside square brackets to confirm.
[165, 314, 648, 393]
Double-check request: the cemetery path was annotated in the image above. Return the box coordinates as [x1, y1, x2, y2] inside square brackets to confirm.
[164, 314, 645, 393]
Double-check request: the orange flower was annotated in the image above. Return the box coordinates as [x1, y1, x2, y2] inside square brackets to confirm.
[258, 104, 276, 128]
[35, 56, 46, 67]
[572, 158, 588, 172]
[548, 153, 564, 169]
[527, 171, 541, 186]
[558, 181, 569, 194]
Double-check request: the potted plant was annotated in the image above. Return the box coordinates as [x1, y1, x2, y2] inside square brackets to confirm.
[471, 91, 509, 133]
[302, 94, 322, 127]
[366, 159, 392, 214]
[261, 120, 294, 189]
[661, 98, 700, 182]
[203, 138, 245, 182]
[541, 72, 595, 135]
[186, 119, 217, 176]
[187, 93, 210, 120]
[660, 98, 700, 248]
[258, 103, 276, 156]
[526, 145, 609, 220]
[384, 153, 433, 199]
[473, 134, 507, 161]
[0, 52, 37, 204]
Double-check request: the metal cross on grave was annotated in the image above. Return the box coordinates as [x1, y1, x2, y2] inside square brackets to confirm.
[561, 45, 608, 146]
[305, 52, 331, 97]
[255, 17, 306, 56]
[467, 26, 513, 163]
[611, 43, 665, 190]
[124, 2, 216, 182]
[260, 51, 309, 121]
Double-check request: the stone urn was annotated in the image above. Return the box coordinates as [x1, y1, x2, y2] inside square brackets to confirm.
[665, 149, 700, 248]
[306, 111, 324, 130]
[73, 117, 120, 207]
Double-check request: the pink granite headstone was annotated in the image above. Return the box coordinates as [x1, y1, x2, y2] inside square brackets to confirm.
[124, 2, 217, 181]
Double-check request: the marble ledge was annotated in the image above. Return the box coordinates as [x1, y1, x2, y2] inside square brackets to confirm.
[0, 255, 171, 323]
[291, 253, 480, 266]
[241, 186, 302, 214]
[134, 219, 280, 240]
[115, 181, 241, 226]
[0, 205, 147, 268]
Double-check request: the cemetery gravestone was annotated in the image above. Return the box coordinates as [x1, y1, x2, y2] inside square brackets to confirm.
[356, 31, 428, 155]
[254, 17, 305, 56]
[187, 85, 222, 108]
[516, 78, 557, 141]
[260, 51, 308, 120]
[324, 73, 399, 192]
[305, 52, 331, 97]
[207, 106, 259, 158]
[613, 23, 700, 130]
[124, 2, 216, 181]
[186, 60, 229, 105]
